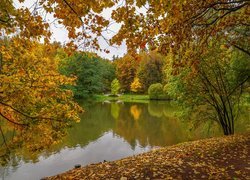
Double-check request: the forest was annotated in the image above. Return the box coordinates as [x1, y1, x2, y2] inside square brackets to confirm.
[0, 0, 249, 179]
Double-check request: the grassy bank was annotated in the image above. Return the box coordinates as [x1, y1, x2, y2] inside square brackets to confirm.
[93, 94, 150, 103]
[46, 134, 249, 179]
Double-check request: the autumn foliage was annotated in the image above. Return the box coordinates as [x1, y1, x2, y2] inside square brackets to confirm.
[115, 54, 138, 92]
[0, 38, 82, 156]
[0, 0, 249, 157]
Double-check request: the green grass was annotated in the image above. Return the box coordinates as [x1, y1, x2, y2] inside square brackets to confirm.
[93, 94, 150, 103]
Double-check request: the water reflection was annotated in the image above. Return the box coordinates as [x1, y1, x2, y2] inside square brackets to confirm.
[1, 131, 155, 180]
[130, 105, 142, 120]
[1, 101, 249, 180]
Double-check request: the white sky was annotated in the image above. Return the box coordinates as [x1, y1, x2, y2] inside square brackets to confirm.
[13, 0, 127, 60]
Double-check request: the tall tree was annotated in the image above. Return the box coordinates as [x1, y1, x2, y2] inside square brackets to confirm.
[166, 42, 249, 135]
[0, 38, 81, 154]
[60, 52, 115, 98]
[137, 51, 165, 91]
[115, 54, 138, 92]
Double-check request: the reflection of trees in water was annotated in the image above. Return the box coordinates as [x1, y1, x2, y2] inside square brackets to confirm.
[0, 153, 21, 178]
[1, 102, 248, 171]
[113, 102, 190, 148]
[0, 102, 115, 167]
[111, 103, 120, 120]
[130, 105, 142, 121]
[54, 103, 116, 149]
[147, 101, 179, 118]
[148, 101, 164, 118]
[0, 118, 69, 166]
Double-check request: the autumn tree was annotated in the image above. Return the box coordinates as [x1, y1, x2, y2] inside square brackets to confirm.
[130, 77, 142, 93]
[1, 0, 248, 55]
[0, 0, 116, 51]
[137, 51, 165, 91]
[0, 38, 82, 157]
[109, 1, 249, 56]
[115, 54, 138, 92]
[1, 0, 249, 139]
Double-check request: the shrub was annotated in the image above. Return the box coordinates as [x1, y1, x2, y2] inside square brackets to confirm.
[163, 84, 171, 100]
[148, 83, 163, 100]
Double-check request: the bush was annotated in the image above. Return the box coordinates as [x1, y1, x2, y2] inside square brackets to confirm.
[148, 83, 163, 100]
[163, 84, 171, 100]
[148, 83, 172, 100]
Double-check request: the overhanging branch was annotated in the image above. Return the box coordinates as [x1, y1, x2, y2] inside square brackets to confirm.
[62, 0, 83, 23]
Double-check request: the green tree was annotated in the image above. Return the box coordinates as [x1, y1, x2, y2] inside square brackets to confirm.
[166, 42, 249, 135]
[148, 83, 164, 100]
[60, 52, 115, 98]
[111, 78, 120, 95]
[163, 84, 171, 100]
[100, 60, 116, 93]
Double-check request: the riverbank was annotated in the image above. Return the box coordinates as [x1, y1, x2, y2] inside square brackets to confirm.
[46, 134, 249, 179]
[93, 94, 150, 103]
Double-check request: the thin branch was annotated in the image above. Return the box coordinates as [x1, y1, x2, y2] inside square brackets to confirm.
[62, 0, 83, 23]
[0, 126, 9, 149]
[0, 18, 10, 23]
[232, 44, 250, 56]
[208, 0, 250, 8]
[0, 112, 28, 126]
[191, 2, 249, 27]
[0, 101, 37, 119]
[0, 101, 63, 122]
[228, 76, 250, 97]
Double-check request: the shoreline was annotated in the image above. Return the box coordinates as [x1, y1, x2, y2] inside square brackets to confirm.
[46, 133, 250, 179]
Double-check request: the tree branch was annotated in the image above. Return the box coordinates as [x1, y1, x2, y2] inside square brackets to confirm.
[228, 76, 250, 97]
[0, 112, 28, 126]
[0, 101, 37, 119]
[0, 126, 9, 149]
[62, 0, 83, 23]
[0, 101, 63, 123]
[232, 44, 250, 56]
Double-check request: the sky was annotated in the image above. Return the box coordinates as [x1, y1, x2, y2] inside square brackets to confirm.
[13, 0, 127, 60]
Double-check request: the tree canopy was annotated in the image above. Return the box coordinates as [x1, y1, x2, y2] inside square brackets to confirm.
[0, 0, 249, 148]
[1, 0, 249, 57]
[60, 52, 115, 98]
[0, 38, 82, 160]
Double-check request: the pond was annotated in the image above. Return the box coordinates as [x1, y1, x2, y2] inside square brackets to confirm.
[0, 101, 249, 180]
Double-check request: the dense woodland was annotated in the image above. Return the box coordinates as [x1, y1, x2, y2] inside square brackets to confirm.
[0, 0, 249, 166]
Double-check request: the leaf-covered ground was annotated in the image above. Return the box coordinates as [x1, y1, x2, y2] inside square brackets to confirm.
[46, 134, 250, 179]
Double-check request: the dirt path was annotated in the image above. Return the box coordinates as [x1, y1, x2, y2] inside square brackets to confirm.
[46, 134, 250, 180]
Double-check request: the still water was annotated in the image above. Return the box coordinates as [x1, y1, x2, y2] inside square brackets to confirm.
[1, 101, 249, 179]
